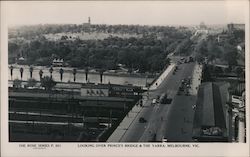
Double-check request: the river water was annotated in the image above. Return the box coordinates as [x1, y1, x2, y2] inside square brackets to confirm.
[9, 65, 154, 87]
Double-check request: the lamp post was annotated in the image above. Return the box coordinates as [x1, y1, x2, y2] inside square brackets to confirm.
[109, 109, 112, 128]
[85, 67, 89, 83]
[49, 67, 53, 79]
[10, 65, 14, 80]
[20, 67, 24, 80]
[39, 70, 43, 81]
[73, 68, 77, 82]
[59, 68, 64, 82]
[29, 66, 33, 79]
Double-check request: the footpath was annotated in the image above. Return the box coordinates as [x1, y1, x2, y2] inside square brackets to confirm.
[190, 64, 203, 95]
[107, 63, 175, 142]
[149, 64, 175, 90]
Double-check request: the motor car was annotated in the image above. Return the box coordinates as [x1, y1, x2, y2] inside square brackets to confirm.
[166, 98, 172, 104]
[152, 98, 157, 104]
[139, 117, 147, 123]
[179, 86, 184, 91]
[159, 93, 169, 104]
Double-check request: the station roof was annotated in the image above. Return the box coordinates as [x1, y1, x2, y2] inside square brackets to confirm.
[193, 82, 230, 129]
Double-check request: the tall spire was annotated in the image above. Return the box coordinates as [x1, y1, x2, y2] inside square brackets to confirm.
[88, 17, 91, 24]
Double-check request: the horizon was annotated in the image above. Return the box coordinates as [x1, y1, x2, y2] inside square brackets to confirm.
[9, 22, 233, 29]
[4, 1, 248, 27]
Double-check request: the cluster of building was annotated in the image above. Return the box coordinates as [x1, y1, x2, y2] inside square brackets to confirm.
[57, 82, 142, 100]
[227, 23, 245, 34]
[192, 82, 245, 142]
[9, 80, 143, 141]
[217, 23, 245, 43]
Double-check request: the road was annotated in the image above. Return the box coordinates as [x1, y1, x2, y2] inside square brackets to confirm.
[117, 61, 197, 142]
[107, 31, 206, 142]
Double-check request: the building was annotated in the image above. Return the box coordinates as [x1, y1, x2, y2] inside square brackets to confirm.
[109, 84, 142, 98]
[231, 91, 245, 142]
[17, 56, 25, 65]
[80, 83, 142, 99]
[82, 17, 91, 27]
[192, 82, 232, 142]
[54, 82, 82, 94]
[200, 22, 207, 30]
[81, 83, 110, 97]
[52, 59, 64, 67]
[227, 23, 245, 34]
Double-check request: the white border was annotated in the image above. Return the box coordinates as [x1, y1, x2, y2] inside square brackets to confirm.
[1, 1, 250, 157]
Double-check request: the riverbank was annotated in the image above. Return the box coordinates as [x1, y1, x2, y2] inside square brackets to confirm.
[9, 64, 155, 87]
[9, 64, 156, 78]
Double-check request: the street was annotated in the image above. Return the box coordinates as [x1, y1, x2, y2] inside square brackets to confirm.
[108, 60, 199, 142]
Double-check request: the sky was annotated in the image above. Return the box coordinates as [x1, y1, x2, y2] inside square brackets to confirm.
[3, 1, 248, 26]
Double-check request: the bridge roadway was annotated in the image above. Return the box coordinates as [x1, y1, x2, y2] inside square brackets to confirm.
[108, 60, 199, 142]
[108, 30, 206, 142]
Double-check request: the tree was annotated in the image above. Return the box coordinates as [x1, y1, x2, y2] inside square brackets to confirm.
[49, 67, 54, 79]
[20, 67, 24, 80]
[235, 66, 244, 80]
[39, 69, 43, 81]
[73, 68, 77, 82]
[40, 76, 56, 90]
[29, 66, 33, 78]
[13, 79, 22, 88]
[59, 68, 64, 82]
[9, 65, 14, 80]
[9, 25, 194, 74]
[27, 78, 37, 87]
[224, 44, 238, 66]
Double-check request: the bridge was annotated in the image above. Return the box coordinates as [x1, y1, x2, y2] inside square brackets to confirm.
[107, 31, 205, 142]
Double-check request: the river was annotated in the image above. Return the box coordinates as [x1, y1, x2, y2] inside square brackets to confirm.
[9, 65, 154, 87]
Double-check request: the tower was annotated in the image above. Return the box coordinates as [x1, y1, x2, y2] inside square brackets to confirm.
[88, 17, 91, 24]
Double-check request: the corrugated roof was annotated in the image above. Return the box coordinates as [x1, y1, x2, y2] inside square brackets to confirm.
[193, 82, 229, 129]
[212, 83, 226, 129]
[201, 83, 215, 126]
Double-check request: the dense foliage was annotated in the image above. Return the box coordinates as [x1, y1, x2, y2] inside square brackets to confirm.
[195, 31, 244, 67]
[9, 24, 190, 39]
[9, 24, 192, 73]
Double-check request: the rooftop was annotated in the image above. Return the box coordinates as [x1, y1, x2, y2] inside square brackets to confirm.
[193, 82, 230, 140]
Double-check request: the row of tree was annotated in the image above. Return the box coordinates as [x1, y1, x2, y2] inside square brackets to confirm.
[12, 77, 56, 91]
[9, 34, 187, 73]
[9, 24, 190, 40]
[194, 35, 240, 67]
